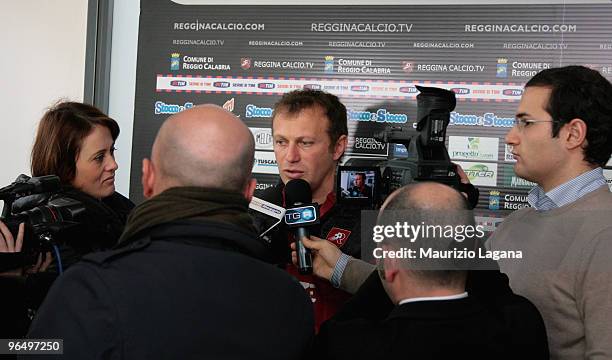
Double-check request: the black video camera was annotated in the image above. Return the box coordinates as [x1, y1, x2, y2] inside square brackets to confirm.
[342, 86, 478, 208]
[0, 175, 86, 270]
[375, 85, 459, 197]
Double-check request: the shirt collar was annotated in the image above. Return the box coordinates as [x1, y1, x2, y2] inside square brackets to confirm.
[527, 167, 607, 211]
[398, 292, 468, 305]
[319, 191, 336, 217]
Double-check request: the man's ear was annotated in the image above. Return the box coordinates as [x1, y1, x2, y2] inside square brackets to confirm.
[332, 134, 348, 161]
[243, 178, 257, 202]
[141, 158, 155, 199]
[383, 256, 400, 283]
[563, 118, 588, 151]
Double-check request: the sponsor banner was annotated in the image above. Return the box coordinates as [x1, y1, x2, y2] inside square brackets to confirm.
[348, 108, 408, 124]
[241, 58, 315, 70]
[449, 112, 515, 128]
[413, 42, 474, 49]
[311, 23, 413, 33]
[348, 136, 389, 157]
[250, 127, 274, 151]
[500, 164, 536, 189]
[496, 58, 552, 78]
[488, 190, 530, 211]
[328, 40, 386, 48]
[603, 169, 612, 190]
[245, 104, 273, 118]
[455, 161, 498, 187]
[172, 39, 225, 46]
[464, 24, 577, 33]
[448, 136, 499, 161]
[253, 151, 279, 174]
[156, 75, 524, 101]
[131, 1, 612, 208]
[248, 40, 303, 46]
[154, 101, 194, 114]
[170, 53, 231, 71]
[402, 62, 485, 73]
[504, 144, 515, 162]
[172, 21, 265, 31]
[502, 42, 567, 50]
[324, 56, 391, 75]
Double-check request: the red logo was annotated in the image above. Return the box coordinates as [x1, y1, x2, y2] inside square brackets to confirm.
[326, 227, 351, 247]
[241, 57, 252, 70]
[402, 61, 413, 73]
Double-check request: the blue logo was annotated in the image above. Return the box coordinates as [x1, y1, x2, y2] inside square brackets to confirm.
[245, 104, 273, 118]
[285, 206, 318, 226]
[348, 108, 408, 124]
[324, 56, 334, 74]
[170, 53, 180, 71]
[393, 144, 408, 157]
[154, 101, 194, 115]
[496, 58, 508, 78]
[488, 191, 500, 210]
[449, 112, 514, 128]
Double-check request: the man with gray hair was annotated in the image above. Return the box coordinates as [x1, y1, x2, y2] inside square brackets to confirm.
[26, 105, 314, 360]
[310, 182, 548, 359]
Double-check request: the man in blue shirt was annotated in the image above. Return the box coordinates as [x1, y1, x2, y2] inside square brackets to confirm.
[488, 65, 612, 359]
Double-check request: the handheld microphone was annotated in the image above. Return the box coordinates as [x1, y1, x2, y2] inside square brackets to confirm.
[248, 196, 286, 239]
[284, 179, 318, 275]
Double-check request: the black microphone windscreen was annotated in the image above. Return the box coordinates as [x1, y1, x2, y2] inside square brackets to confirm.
[285, 179, 311, 206]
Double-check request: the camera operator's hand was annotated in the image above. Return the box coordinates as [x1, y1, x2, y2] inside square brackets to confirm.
[0, 221, 52, 276]
[0, 221, 25, 276]
[26, 252, 53, 274]
[453, 163, 480, 209]
[454, 163, 470, 185]
[291, 236, 342, 281]
[0, 221, 24, 253]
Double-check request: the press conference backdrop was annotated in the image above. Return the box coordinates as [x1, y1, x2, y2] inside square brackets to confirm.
[130, 0, 612, 233]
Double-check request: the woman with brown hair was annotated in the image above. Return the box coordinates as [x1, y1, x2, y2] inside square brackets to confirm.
[0, 101, 134, 337]
[17, 101, 134, 270]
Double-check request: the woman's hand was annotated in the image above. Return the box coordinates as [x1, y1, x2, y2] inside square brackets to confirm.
[0, 221, 52, 276]
[0, 221, 24, 253]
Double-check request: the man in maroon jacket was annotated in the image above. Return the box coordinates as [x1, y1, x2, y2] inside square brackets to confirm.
[258, 89, 360, 330]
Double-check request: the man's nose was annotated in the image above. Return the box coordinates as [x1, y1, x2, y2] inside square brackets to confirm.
[285, 143, 300, 162]
[505, 126, 519, 146]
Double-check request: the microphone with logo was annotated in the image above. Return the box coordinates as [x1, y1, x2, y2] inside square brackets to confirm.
[284, 179, 320, 275]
